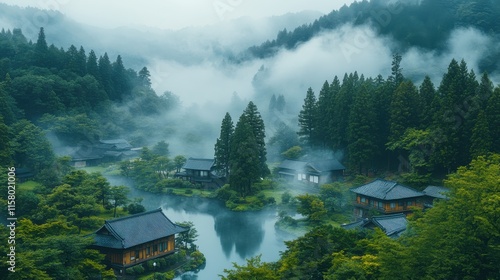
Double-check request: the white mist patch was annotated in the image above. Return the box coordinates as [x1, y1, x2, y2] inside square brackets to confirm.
[402, 27, 493, 83]
[254, 24, 394, 109]
[148, 59, 262, 108]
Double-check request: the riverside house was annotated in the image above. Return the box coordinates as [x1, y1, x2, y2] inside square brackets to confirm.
[90, 208, 187, 269]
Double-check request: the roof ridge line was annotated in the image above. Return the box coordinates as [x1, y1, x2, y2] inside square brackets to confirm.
[385, 182, 398, 194]
[106, 208, 162, 223]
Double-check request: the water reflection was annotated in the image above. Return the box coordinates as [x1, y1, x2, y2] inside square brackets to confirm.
[105, 176, 293, 279]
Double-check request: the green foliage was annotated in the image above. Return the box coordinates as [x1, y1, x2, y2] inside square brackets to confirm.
[221, 255, 278, 280]
[175, 221, 199, 252]
[214, 112, 234, 177]
[296, 194, 327, 224]
[281, 191, 292, 204]
[281, 145, 303, 160]
[298, 87, 318, 146]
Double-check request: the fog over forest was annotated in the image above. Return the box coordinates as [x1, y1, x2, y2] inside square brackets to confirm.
[1, 1, 499, 160]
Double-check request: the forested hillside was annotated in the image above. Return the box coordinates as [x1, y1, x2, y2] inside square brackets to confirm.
[247, 0, 500, 73]
[0, 27, 178, 181]
[291, 54, 500, 183]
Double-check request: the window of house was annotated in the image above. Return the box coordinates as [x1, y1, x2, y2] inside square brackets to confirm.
[200, 170, 208, 177]
[407, 201, 413, 206]
[146, 247, 150, 255]
[398, 201, 404, 207]
[361, 197, 366, 203]
[135, 250, 139, 260]
[310, 176, 319, 183]
[153, 244, 158, 252]
[378, 201, 383, 208]
[390, 202, 396, 209]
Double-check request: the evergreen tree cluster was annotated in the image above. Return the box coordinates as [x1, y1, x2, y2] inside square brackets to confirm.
[0, 27, 180, 179]
[297, 55, 500, 176]
[214, 102, 269, 197]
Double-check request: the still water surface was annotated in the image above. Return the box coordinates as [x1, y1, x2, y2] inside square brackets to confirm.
[106, 176, 295, 279]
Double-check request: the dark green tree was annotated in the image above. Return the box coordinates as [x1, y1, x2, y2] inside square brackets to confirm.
[418, 75, 436, 128]
[243, 101, 270, 177]
[347, 83, 378, 174]
[34, 27, 48, 66]
[229, 114, 260, 197]
[276, 94, 286, 112]
[486, 87, 500, 153]
[139, 66, 152, 88]
[316, 80, 333, 147]
[110, 185, 130, 217]
[388, 80, 421, 144]
[298, 87, 318, 146]
[470, 110, 492, 158]
[214, 112, 234, 177]
[152, 140, 170, 157]
[86, 50, 99, 78]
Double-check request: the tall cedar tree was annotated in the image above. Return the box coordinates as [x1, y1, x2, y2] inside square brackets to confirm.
[486, 87, 500, 152]
[331, 73, 358, 150]
[298, 87, 318, 146]
[388, 80, 421, 144]
[243, 101, 270, 177]
[86, 50, 99, 78]
[326, 76, 341, 149]
[98, 53, 115, 100]
[418, 75, 436, 128]
[316, 80, 333, 147]
[214, 112, 234, 178]
[229, 114, 260, 197]
[432, 59, 478, 172]
[347, 83, 378, 174]
[469, 110, 492, 158]
[34, 27, 48, 67]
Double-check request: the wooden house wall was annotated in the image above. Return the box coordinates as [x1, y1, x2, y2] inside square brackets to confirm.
[355, 195, 423, 215]
[102, 235, 176, 268]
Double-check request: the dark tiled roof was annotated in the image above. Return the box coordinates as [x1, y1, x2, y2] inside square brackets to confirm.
[351, 179, 424, 200]
[423, 186, 450, 199]
[183, 158, 215, 171]
[372, 213, 408, 237]
[99, 139, 132, 150]
[92, 208, 187, 249]
[342, 214, 408, 238]
[278, 159, 308, 171]
[307, 159, 345, 172]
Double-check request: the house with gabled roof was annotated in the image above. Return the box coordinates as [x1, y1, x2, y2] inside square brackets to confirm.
[90, 208, 187, 269]
[351, 179, 424, 218]
[341, 213, 408, 238]
[70, 139, 138, 167]
[174, 157, 223, 188]
[277, 158, 345, 184]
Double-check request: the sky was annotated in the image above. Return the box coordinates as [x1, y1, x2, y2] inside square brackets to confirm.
[0, 0, 356, 30]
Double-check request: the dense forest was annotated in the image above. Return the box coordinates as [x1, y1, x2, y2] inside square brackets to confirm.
[0, 27, 180, 182]
[247, 0, 500, 73]
[289, 54, 500, 184]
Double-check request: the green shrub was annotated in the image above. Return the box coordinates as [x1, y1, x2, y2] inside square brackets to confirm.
[132, 264, 145, 274]
[185, 189, 193, 194]
[281, 191, 292, 204]
[165, 188, 174, 195]
[125, 267, 134, 275]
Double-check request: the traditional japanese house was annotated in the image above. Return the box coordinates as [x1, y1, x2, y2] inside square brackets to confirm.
[90, 208, 187, 269]
[351, 179, 424, 218]
[70, 139, 138, 167]
[175, 157, 223, 187]
[341, 213, 408, 238]
[277, 158, 345, 184]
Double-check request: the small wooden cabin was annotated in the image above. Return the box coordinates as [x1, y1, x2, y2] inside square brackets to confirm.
[351, 179, 424, 218]
[277, 159, 345, 184]
[91, 208, 187, 269]
[175, 158, 223, 187]
[342, 213, 408, 238]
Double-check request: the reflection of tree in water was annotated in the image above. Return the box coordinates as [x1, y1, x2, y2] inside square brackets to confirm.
[214, 212, 265, 259]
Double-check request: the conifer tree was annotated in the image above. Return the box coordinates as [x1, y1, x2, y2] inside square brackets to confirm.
[268, 94, 277, 112]
[34, 27, 48, 66]
[229, 114, 260, 197]
[86, 50, 99, 78]
[214, 112, 234, 178]
[243, 101, 270, 177]
[276, 94, 286, 112]
[316, 80, 333, 147]
[139, 66, 152, 88]
[347, 83, 378, 174]
[388, 80, 421, 144]
[486, 87, 500, 152]
[98, 53, 114, 99]
[469, 110, 491, 158]
[298, 87, 318, 146]
[418, 76, 436, 128]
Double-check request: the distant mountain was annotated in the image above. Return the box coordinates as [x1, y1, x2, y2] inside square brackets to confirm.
[245, 0, 500, 73]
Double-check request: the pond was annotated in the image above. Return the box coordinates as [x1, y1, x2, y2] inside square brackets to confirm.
[105, 176, 296, 279]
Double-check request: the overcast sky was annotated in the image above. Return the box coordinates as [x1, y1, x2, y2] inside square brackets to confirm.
[0, 0, 356, 30]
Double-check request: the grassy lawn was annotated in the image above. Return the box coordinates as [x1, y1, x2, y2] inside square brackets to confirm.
[78, 164, 121, 175]
[168, 188, 215, 198]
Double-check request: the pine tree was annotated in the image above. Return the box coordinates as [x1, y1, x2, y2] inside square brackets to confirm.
[276, 94, 286, 112]
[139, 66, 152, 88]
[388, 80, 421, 144]
[229, 114, 260, 197]
[34, 27, 48, 67]
[347, 83, 378, 174]
[316, 80, 333, 147]
[98, 53, 114, 99]
[243, 101, 270, 177]
[389, 53, 404, 89]
[214, 112, 234, 178]
[469, 110, 491, 158]
[86, 50, 99, 78]
[418, 76, 436, 128]
[112, 55, 131, 100]
[298, 87, 318, 146]
[486, 87, 500, 152]
[268, 94, 277, 112]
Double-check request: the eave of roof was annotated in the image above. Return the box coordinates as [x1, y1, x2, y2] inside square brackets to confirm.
[350, 179, 424, 200]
